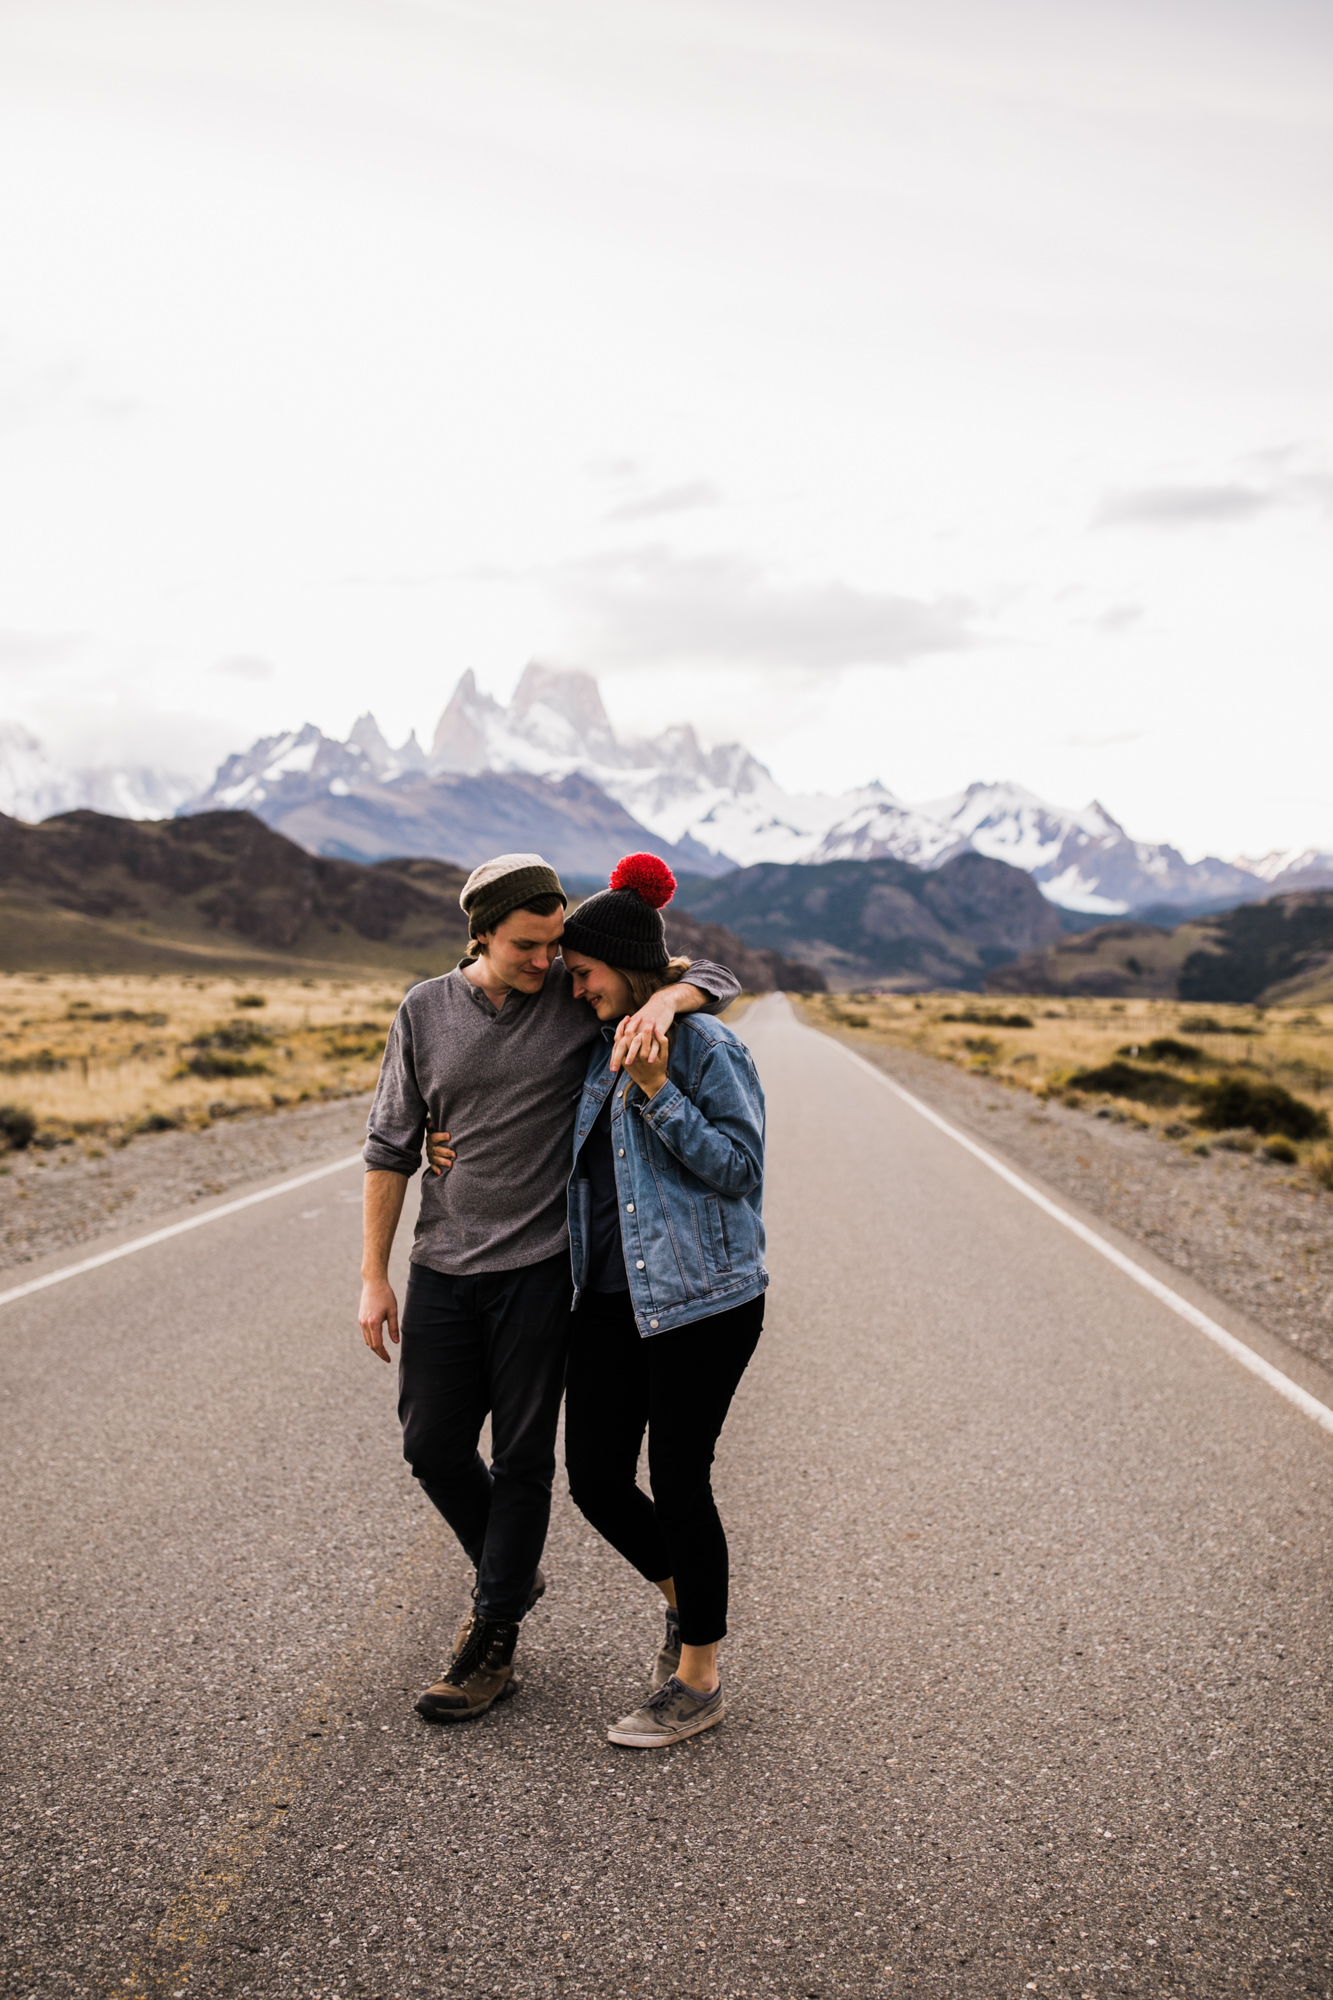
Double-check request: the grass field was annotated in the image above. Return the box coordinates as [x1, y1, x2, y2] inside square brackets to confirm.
[0, 972, 404, 1152]
[800, 990, 1333, 1191]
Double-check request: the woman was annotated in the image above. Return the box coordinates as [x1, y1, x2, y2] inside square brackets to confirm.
[558, 852, 767, 1749]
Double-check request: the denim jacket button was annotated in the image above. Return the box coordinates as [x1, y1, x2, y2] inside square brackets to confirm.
[625, 1202, 634, 1212]
[635, 1259, 645, 1269]
[618, 1148, 625, 1157]
[649, 1319, 659, 1329]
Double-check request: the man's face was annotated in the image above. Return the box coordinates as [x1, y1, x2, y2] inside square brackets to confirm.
[473, 906, 567, 993]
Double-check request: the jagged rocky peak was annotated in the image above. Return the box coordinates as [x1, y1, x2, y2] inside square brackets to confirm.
[351, 713, 429, 777]
[429, 671, 506, 773]
[348, 711, 392, 769]
[508, 663, 623, 765]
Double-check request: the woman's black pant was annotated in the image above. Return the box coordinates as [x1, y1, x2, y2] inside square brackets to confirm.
[563, 1290, 763, 1647]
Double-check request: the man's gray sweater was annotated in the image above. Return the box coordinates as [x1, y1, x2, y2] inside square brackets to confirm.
[363, 957, 739, 1276]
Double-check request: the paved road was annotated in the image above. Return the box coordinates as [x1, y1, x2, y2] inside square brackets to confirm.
[2, 997, 1329, 2000]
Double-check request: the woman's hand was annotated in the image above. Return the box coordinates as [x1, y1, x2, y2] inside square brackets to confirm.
[623, 1034, 670, 1100]
[610, 989, 680, 1072]
[425, 1128, 456, 1177]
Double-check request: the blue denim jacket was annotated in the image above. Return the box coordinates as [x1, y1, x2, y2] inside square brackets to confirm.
[568, 1014, 768, 1336]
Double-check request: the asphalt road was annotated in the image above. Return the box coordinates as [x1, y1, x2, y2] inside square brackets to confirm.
[2, 996, 1330, 2000]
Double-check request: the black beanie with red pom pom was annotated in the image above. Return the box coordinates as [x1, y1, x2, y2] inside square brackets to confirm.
[559, 853, 677, 970]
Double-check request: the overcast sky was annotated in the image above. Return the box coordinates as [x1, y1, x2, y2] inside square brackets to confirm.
[1, 0, 1330, 857]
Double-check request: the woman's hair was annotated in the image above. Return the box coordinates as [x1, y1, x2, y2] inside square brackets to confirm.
[618, 955, 693, 1012]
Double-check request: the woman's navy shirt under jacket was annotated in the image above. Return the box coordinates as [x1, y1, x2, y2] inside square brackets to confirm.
[568, 1012, 767, 1337]
[576, 1091, 630, 1294]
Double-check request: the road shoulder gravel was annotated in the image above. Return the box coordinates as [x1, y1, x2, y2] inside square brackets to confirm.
[0, 1093, 374, 1277]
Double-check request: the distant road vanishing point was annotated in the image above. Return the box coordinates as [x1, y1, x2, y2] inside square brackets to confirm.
[1, 997, 1328, 1997]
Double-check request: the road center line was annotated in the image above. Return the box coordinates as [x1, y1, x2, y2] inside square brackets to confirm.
[821, 1032, 1333, 1437]
[0, 1152, 365, 1311]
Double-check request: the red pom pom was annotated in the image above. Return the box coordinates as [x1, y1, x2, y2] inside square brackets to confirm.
[609, 852, 677, 909]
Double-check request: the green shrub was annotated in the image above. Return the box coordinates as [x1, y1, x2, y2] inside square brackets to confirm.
[1116, 1037, 1206, 1066]
[942, 1010, 1033, 1028]
[1310, 1153, 1333, 1192]
[1178, 1016, 1258, 1036]
[1064, 1060, 1193, 1107]
[234, 993, 267, 1008]
[1191, 1077, 1328, 1141]
[194, 1021, 270, 1052]
[1262, 1137, 1298, 1164]
[180, 1052, 270, 1079]
[0, 1104, 36, 1151]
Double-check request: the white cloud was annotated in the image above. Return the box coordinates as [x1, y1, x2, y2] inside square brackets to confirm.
[211, 653, 276, 681]
[550, 547, 975, 669]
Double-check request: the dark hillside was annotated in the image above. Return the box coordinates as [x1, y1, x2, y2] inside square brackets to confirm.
[0, 809, 472, 976]
[1178, 891, 1333, 1004]
[673, 851, 1062, 989]
[0, 810, 811, 992]
[986, 889, 1333, 1005]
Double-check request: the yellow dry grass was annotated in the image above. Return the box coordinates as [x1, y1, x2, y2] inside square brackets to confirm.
[0, 971, 405, 1149]
[798, 990, 1333, 1190]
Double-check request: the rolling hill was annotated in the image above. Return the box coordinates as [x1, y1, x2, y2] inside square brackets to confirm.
[0, 807, 822, 992]
[984, 890, 1333, 1005]
[672, 850, 1064, 989]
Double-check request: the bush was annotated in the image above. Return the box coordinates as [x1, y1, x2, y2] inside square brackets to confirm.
[180, 1053, 270, 1079]
[1262, 1137, 1298, 1164]
[1116, 1037, 1206, 1066]
[942, 1010, 1033, 1028]
[234, 993, 267, 1009]
[1192, 1077, 1328, 1141]
[0, 1104, 36, 1151]
[1178, 1016, 1258, 1036]
[1311, 1153, 1333, 1192]
[1064, 1060, 1193, 1107]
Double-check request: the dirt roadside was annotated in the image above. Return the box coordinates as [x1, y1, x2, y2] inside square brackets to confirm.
[0, 1094, 374, 1277]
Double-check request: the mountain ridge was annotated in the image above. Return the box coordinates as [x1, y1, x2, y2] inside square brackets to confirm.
[4, 667, 1331, 912]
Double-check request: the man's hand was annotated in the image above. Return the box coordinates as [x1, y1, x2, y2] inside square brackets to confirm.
[359, 1275, 399, 1363]
[360, 1169, 408, 1364]
[425, 1129, 456, 1176]
[611, 982, 699, 1073]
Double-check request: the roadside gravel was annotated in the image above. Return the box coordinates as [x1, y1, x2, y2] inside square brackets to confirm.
[812, 1025, 1333, 1379]
[0, 1094, 373, 1275]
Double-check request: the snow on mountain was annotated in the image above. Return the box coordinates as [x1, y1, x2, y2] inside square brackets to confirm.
[415, 670, 1279, 910]
[1237, 846, 1333, 887]
[7, 669, 1329, 914]
[0, 720, 196, 824]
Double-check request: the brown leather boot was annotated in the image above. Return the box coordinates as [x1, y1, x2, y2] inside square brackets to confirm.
[416, 1617, 522, 1724]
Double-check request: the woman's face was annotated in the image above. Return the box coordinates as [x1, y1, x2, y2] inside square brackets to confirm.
[563, 950, 635, 1022]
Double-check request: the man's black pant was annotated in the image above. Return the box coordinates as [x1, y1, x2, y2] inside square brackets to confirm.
[563, 1290, 763, 1646]
[398, 1252, 572, 1624]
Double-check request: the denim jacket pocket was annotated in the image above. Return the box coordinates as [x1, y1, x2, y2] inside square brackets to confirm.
[703, 1193, 732, 1273]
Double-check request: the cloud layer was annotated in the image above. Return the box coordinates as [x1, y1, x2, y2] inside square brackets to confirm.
[553, 548, 975, 670]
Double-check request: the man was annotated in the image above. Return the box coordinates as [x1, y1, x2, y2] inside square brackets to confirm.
[358, 851, 737, 1724]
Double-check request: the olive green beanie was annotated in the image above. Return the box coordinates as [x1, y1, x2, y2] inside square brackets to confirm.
[458, 852, 567, 939]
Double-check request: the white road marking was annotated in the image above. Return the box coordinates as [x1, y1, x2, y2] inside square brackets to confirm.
[0, 1154, 364, 1311]
[824, 1035, 1333, 1437]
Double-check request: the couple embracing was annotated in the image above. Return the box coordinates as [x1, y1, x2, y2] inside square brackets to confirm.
[357, 850, 766, 1748]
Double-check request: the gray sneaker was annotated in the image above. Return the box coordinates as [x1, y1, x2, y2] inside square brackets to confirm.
[651, 1606, 681, 1693]
[607, 1675, 725, 1749]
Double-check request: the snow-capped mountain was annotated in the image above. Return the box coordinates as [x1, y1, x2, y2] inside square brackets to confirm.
[0, 721, 197, 824]
[395, 665, 1331, 912]
[7, 668, 1332, 914]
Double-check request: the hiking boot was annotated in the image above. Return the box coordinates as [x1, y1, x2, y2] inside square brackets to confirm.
[606, 1675, 725, 1749]
[453, 1563, 546, 1654]
[416, 1617, 521, 1724]
[651, 1606, 682, 1693]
